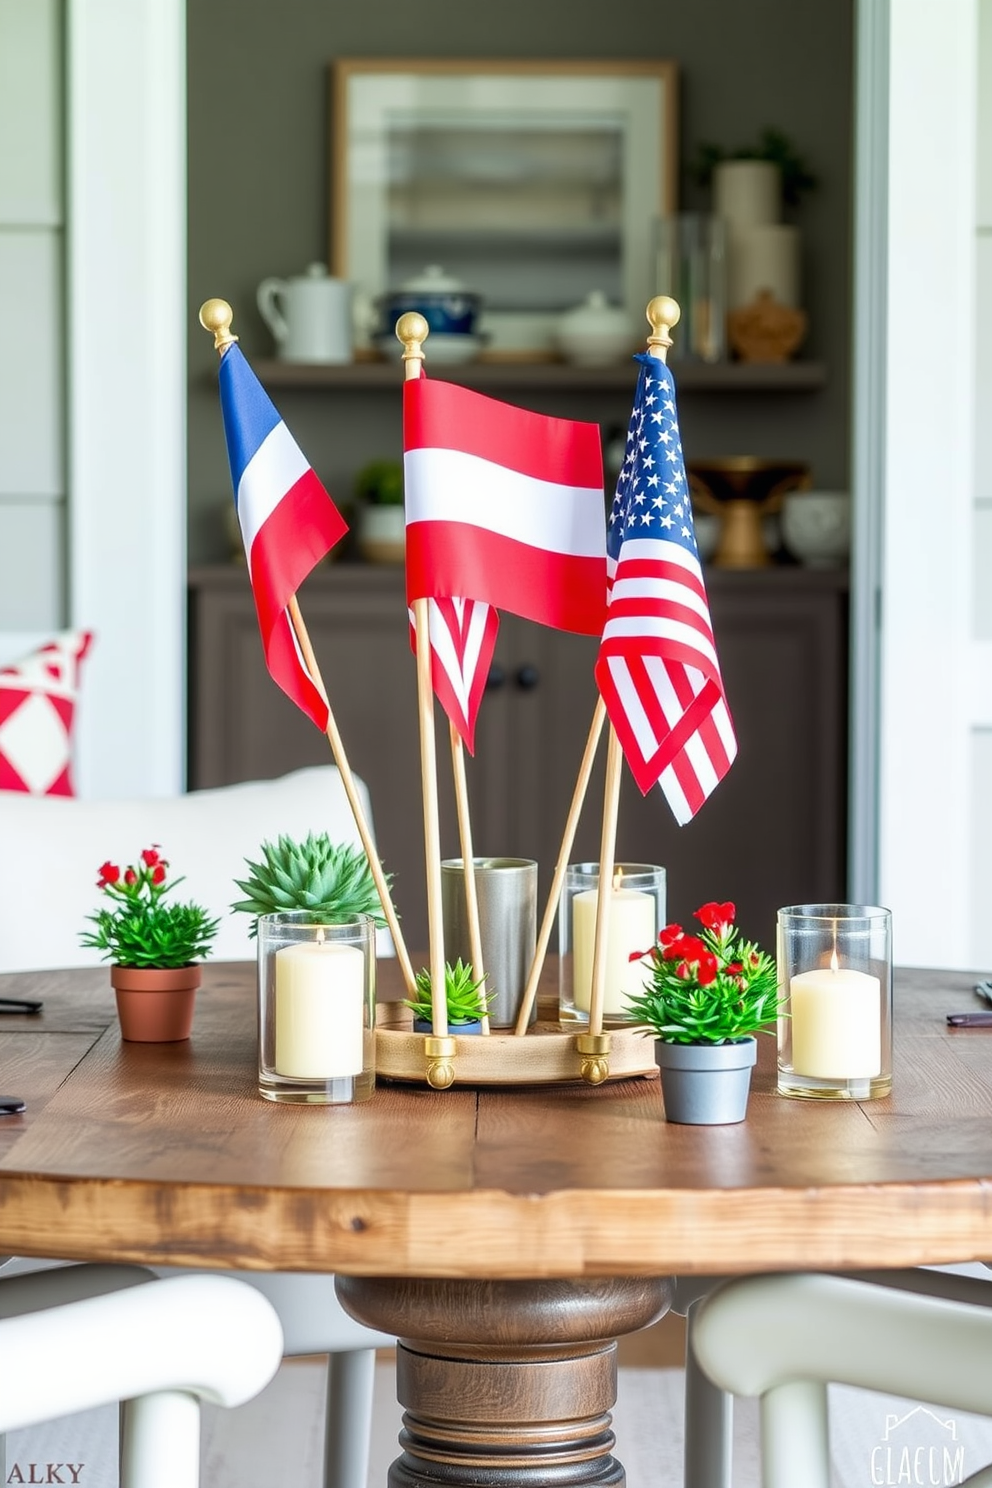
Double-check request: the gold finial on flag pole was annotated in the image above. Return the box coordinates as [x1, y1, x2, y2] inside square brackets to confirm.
[397, 311, 429, 370]
[645, 296, 680, 362]
[198, 298, 239, 352]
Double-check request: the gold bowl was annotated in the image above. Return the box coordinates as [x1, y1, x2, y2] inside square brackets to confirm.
[688, 458, 811, 568]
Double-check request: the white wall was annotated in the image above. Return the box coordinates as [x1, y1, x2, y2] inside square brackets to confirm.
[969, 0, 992, 967]
[66, 0, 187, 798]
[0, 0, 187, 799]
[0, 0, 65, 638]
[876, 0, 980, 968]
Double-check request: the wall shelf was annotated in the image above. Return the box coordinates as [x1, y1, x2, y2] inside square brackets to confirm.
[251, 357, 827, 395]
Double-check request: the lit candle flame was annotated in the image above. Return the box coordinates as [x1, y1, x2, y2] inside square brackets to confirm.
[316, 927, 325, 945]
[613, 866, 624, 891]
[830, 947, 839, 973]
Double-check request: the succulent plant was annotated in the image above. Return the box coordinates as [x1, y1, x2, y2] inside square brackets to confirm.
[231, 833, 390, 937]
[406, 958, 491, 1026]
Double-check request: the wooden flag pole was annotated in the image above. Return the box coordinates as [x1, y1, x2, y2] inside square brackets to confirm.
[514, 695, 606, 1035]
[198, 298, 416, 997]
[397, 313, 451, 1068]
[585, 723, 624, 1039]
[286, 595, 415, 995]
[449, 721, 490, 1035]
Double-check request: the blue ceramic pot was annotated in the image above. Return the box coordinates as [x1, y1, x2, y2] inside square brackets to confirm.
[375, 265, 482, 338]
[413, 1017, 484, 1036]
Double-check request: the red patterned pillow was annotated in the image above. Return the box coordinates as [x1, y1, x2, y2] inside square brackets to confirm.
[0, 632, 94, 796]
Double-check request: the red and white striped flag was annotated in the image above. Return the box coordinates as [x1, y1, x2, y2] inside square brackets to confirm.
[594, 354, 736, 823]
[403, 375, 606, 750]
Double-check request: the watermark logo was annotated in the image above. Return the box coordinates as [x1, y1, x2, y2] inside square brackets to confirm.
[6, 1468, 85, 1485]
[868, 1406, 965, 1486]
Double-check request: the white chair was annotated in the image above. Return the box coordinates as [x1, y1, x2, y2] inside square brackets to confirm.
[0, 765, 395, 1488]
[691, 1268, 992, 1488]
[0, 1265, 283, 1488]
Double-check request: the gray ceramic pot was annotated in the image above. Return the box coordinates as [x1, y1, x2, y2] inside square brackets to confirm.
[654, 1037, 757, 1125]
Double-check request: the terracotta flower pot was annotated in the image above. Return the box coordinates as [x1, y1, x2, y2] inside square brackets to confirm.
[110, 964, 202, 1042]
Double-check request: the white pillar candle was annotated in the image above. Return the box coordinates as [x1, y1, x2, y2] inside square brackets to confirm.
[790, 965, 881, 1079]
[728, 224, 801, 309]
[572, 886, 655, 1017]
[274, 940, 365, 1079]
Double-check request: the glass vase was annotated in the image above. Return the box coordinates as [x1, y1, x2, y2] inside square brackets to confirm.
[257, 912, 376, 1104]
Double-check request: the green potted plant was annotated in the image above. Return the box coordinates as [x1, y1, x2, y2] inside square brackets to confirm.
[691, 129, 817, 209]
[406, 959, 491, 1035]
[624, 901, 782, 1124]
[231, 832, 390, 935]
[80, 846, 219, 1042]
[354, 458, 405, 564]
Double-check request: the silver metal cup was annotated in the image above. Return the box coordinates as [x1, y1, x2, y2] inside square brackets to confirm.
[440, 858, 538, 1028]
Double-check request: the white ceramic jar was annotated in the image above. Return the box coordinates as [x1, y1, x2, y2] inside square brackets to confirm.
[257, 263, 353, 364]
[555, 292, 634, 367]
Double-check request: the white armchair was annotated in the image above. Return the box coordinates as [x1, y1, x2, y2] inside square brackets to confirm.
[0, 765, 395, 1488]
[0, 1266, 283, 1488]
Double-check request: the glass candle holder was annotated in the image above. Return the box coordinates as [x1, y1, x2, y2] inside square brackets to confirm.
[441, 857, 538, 1028]
[776, 904, 892, 1100]
[257, 912, 376, 1105]
[559, 863, 666, 1026]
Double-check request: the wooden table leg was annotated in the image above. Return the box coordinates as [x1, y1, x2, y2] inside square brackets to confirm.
[336, 1276, 673, 1488]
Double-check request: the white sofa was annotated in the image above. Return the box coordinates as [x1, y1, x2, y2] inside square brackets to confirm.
[0, 764, 384, 972]
[0, 764, 394, 1488]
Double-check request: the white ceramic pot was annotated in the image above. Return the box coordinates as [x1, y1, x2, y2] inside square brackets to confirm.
[257, 263, 353, 364]
[356, 504, 405, 565]
[781, 491, 851, 568]
[712, 160, 782, 230]
[556, 292, 634, 367]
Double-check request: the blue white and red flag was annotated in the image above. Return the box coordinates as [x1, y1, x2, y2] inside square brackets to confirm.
[595, 354, 737, 823]
[218, 344, 347, 730]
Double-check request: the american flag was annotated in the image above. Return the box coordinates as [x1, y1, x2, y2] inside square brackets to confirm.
[594, 353, 737, 823]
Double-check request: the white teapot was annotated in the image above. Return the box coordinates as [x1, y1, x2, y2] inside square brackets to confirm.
[256, 263, 353, 364]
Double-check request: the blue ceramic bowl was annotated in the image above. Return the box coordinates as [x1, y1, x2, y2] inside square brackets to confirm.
[375, 290, 482, 339]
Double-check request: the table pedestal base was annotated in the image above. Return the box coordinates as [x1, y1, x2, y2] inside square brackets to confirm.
[336, 1276, 673, 1488]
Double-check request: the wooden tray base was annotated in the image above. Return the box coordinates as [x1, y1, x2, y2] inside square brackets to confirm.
[375, 1010, 658, 1088]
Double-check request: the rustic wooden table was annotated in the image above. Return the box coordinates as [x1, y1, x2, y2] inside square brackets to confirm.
[0, 960, 989, 1488]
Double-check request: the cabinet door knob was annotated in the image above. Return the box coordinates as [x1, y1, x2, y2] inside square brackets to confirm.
[486, 664, 506, 690]
[515, 664, 540, 691]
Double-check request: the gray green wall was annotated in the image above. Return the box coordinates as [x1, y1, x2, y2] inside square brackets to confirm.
[187, 0, 854, 562]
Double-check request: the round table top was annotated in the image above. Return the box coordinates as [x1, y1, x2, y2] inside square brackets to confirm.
[0, 961, 989, 1277]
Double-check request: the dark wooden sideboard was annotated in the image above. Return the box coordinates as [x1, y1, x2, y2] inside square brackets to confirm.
[188, 563, 848, 951]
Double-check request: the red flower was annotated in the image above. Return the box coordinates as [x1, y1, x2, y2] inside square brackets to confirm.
[726, 961, 743, 976]
[696, 951, 719, 986]
[124, 868, 137, 885]
[695, 901, 736, 933]
[141, 847, 161, 867]
[658, 923, 683, 949]
[151, 864, 166, 884]
[97, 861, 120, 887]
[674, 934, 708, 962]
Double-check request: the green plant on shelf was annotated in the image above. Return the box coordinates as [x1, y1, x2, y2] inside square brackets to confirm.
[692, 128, 817, 208]
[354, 459, 403, 506]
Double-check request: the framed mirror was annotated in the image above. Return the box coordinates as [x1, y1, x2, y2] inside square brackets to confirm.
[330, 59, 678, 359]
